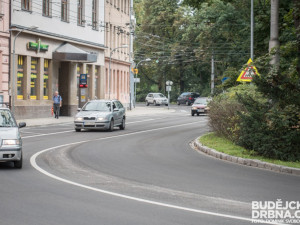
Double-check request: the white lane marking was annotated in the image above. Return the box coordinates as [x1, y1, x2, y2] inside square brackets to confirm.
[20, 131, 43, 134]
[23, 130, 74, 139]
[127, 119, 156, 124]
[30, 121, 284, 225]
[23, 118, 160, 139]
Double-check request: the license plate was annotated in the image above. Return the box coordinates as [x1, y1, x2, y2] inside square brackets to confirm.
[84, 122, 94, 125]
[197, 109, 204, 112]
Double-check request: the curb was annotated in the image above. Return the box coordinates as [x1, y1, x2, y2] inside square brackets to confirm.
[193, 137, 300, 176]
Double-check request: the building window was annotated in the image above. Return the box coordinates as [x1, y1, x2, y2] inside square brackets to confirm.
[21, 0, 31, 11]
[77, 0, 85, 26]
[92, 0, 98, 30]
[61, 0, 69, 22]
[43, 0, 51, 17]
[44, 59, 49, 100]
[31, 58, 38, 100]
[17, 56, 24, 100]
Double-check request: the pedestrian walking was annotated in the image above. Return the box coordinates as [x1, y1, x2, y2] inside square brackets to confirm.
[53, 91, 62, 119]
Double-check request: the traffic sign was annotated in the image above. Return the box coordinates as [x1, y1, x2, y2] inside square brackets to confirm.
[237, 58, 259, 82]
[79, 74, 88, 88]
[134, 78, 140, 83]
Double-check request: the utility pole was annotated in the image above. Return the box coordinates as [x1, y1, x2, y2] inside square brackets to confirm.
[129, 0, 134, 110]
[269, 0, 280, 65]
[211, 53, 215, 95]
[251, 0, 254, 60]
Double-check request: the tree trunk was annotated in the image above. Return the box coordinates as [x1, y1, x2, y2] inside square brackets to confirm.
[269, 0, 280, 65]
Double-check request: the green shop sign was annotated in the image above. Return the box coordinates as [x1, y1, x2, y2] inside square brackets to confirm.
[27, 40, 49, 52]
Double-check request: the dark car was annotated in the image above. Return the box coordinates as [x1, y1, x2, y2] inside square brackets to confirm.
[191, 97, 210, 116]
[0, 107, 26, 168]
[177, 92, 200, 106]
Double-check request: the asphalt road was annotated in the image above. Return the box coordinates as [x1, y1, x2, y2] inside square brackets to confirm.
[1, 105, 299, 225]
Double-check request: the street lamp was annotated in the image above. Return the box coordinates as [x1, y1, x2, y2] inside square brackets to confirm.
[166, 80, 173, 110]
[10, 26, 38, 114]
[134, 58, 151, 107]
[108, 45, 128, 99]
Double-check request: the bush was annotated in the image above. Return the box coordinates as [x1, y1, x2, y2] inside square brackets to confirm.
[208, 84, 266, 142]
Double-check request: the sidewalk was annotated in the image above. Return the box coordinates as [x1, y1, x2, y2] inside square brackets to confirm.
[16, 106, 175, 127]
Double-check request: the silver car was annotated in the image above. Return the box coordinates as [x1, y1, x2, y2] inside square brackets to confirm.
[0, 107, 26, 169]
[145, 93, 168, 106]
[74, 100, 126, 132]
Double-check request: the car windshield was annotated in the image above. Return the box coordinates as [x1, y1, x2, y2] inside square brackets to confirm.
[0, 110, 16, 127]
[194, 98, 207, 105]
[82, 102, 111, 112]
[154, 94, 165, 98]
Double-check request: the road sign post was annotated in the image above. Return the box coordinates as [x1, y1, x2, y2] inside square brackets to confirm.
[166, 80, 173, 110]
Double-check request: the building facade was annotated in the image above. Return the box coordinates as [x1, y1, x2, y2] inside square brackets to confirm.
[10, 0, 105, 119]
[0, 1, 10, 105]
[105, 0, 131, 107]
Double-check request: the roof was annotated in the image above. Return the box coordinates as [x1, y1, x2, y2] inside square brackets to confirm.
[53, 43, 97, 62]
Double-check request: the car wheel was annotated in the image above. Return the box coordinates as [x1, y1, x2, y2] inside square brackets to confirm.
[119, 117, 125, 130]
[75, 128, 81, 132]
[177, 101, 180, 105]
[108, 119, 114, 132]
[14, 155, 22, 169]
[146, 101, 149, 106]
[153, 101, 156, 106]
[165, 104, 168, 106]
[197, 113, 200, 116]
[191, 112, 195, 116]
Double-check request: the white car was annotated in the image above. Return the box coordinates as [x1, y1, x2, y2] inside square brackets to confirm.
[0, 107, 26, 168]
[145, 93, 168, 106]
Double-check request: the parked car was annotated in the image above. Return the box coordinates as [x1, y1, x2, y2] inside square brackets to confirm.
[145, 93, 168, 106]
[74, 99, 126, 132]
[177, 92, 200, 105]
[191, 97, 210, 116]
[0, 107, 26, 168]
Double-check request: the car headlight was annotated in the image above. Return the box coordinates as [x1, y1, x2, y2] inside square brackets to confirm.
[2, 139, 20, 146]
[97, 117, 104, 121]
[75, 117, 83, 121]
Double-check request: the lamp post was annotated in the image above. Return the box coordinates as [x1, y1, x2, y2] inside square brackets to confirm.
[166, 80, 173, 110]
[10, 26, 38, 114]
[108, 45, 128, 99]
[134, 58, 151, 107]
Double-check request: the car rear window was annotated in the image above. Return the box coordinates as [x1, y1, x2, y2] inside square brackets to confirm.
[154, 94, 165, 98]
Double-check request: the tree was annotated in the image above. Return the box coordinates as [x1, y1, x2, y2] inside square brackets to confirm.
[269, 0, 280, 65]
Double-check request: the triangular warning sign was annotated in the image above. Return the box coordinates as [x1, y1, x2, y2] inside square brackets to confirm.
[237, 58, 259, 82]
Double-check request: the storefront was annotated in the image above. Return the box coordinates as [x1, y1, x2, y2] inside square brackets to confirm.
[11, 32, 105, 119]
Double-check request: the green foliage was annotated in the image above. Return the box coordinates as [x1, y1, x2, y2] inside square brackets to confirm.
[208, 84, 266, 142]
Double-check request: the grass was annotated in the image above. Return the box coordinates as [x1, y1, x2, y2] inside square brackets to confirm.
[199, 133, 300, 169]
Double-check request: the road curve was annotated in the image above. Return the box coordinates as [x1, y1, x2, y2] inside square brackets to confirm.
[1, 107, 299, 225]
